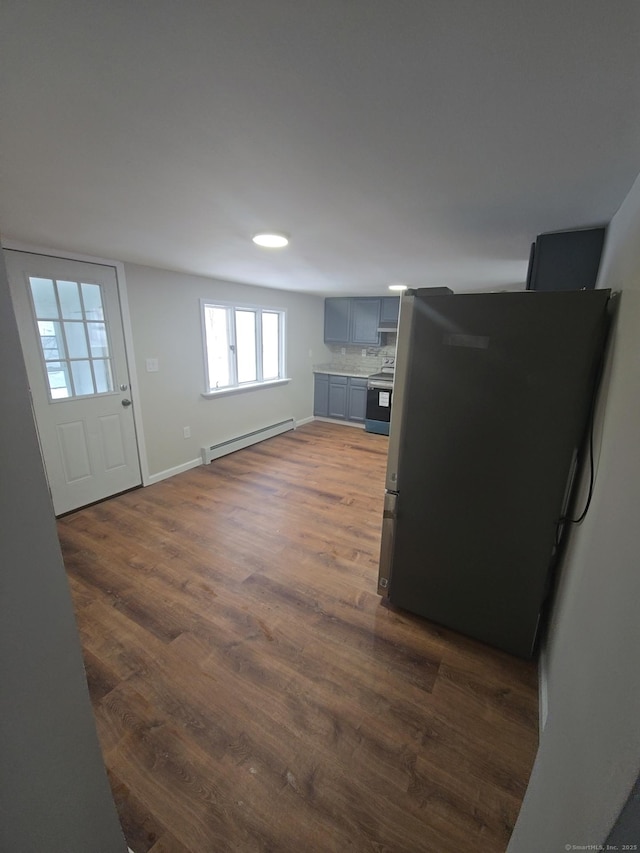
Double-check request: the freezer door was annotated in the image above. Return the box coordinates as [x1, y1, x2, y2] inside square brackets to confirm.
[387, 289, 611, 658]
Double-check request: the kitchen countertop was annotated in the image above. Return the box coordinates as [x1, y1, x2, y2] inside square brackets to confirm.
[312, 363, 371, 378]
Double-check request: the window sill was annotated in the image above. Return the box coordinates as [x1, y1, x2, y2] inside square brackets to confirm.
[201, 378, 292, 399]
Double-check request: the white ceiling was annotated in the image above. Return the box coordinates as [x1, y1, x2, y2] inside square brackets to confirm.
[2, 1, 639, 296]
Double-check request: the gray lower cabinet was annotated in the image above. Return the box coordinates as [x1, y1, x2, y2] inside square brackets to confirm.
[347, 376, 367, 422]
[328, 375, 348, 419]
[314, 373, 368, 424]
[313, 373, 329, 416]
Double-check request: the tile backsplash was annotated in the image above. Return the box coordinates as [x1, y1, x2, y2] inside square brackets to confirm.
[325, 337, 397, 374]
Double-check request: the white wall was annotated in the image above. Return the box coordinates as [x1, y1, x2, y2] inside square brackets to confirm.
[0, 248, 127, 852]
[124, 263, 329, 478]
[508, 172, 640, 850]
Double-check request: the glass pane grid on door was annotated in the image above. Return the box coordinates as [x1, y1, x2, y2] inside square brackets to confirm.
[29, 277, 114, 400]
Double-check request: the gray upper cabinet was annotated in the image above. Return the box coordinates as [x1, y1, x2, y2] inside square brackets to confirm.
[379, 296, 400, 327]
[324, 298, 351, 342]
[350, 298, 381, 345]
[324, 297, 385, 345]
[323, 296, 400, 344]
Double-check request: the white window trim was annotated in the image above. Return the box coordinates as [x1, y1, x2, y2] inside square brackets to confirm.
[201, 377, 291, 399]
[200, 299, 289, 395]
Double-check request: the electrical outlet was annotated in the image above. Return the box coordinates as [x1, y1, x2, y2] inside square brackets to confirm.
[145, 358, 159, 372]
[183, 426, 191, 439]
[361, 349, 367, 356]
[341, 347, 346, 355]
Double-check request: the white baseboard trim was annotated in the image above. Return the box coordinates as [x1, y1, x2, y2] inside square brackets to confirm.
[147, 457, 202, 485]
[145, 416, 344, 485]
[201, 418, 295, 464]
[296, 415, 315, 427]
[313, 416, 365, 429]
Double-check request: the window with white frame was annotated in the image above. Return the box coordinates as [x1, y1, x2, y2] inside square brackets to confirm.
[202, 301, 286, 392]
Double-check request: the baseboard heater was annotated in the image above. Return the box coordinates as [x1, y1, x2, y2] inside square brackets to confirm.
[201, 418, 295, 464]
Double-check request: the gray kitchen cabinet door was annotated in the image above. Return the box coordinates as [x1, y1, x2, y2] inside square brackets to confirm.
[324, 298, 351, 343]
[347, 377, 368, 422]
[328, 375, 348, 418]
[313, 373, 329, 417]
[380, 296, 400, 326]
[350, 298, 380, 345]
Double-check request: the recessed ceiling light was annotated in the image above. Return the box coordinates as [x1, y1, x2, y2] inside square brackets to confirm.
[252, 232, 289, 248]
[388, 283, 408, 291]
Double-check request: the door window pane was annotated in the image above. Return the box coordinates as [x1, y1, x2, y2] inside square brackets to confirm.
[58, 280, 83, 319]
[71, 360, 95, 396]
[262, 312, 280, 380]
[30, 277, 114, 400]
[38, 321, 66, 360]
[204, 306, 230, 389]
[81, 283, 104, 320]
[64, 321, 89, 358]
[87, 322, 109, 357]
[30, 278, 58, 319]
[93, 359, 114, 393]
[46, 362, 71, 399]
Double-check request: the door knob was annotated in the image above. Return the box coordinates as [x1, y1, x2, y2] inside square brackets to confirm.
[121, 398, 132, 407]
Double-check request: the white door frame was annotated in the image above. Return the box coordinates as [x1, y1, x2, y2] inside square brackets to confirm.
[2, 240, 150, 488]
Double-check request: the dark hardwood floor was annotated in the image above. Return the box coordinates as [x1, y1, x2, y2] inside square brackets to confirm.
[58, 421, 538, 853]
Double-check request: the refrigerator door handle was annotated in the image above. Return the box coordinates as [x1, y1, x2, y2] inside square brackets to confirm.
[377, 491, 397, 596]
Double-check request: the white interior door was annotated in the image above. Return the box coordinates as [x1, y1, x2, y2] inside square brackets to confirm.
[5, 250, 142, 514]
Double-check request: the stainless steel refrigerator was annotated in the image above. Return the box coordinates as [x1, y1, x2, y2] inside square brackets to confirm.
[377, 288, 612, 658]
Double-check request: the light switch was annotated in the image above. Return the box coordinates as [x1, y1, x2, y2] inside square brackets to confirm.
[146, 358, 159, 372]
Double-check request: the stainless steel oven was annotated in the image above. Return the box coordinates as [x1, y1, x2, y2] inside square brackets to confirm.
[365, 373, 394, 435]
